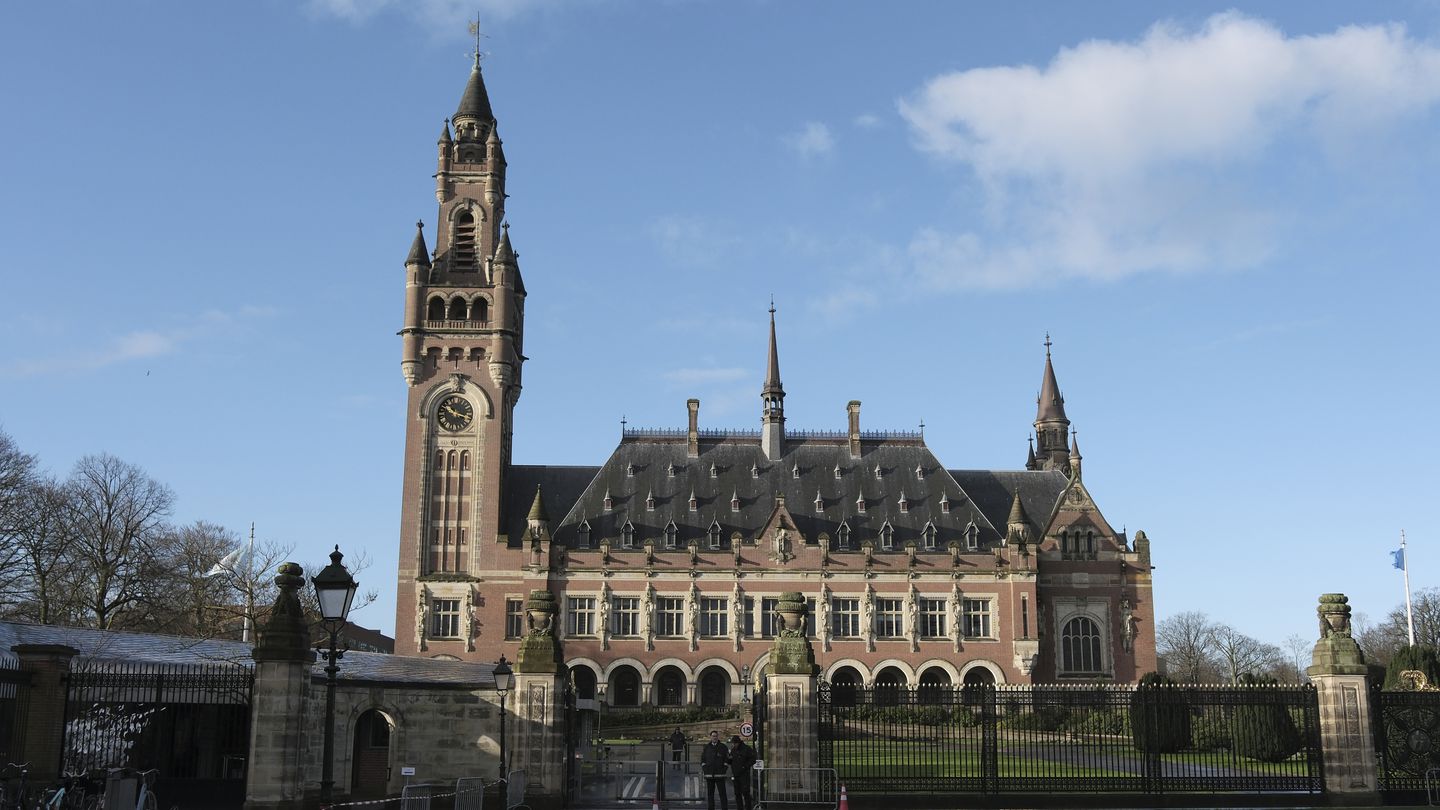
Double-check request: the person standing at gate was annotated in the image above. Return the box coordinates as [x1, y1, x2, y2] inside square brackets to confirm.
[670, 727, 687, 770]
[728, 735, 756, 810]
[701, 729, 730, 810]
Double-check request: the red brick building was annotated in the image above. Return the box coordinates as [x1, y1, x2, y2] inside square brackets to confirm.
[393, 59, 1157, 705]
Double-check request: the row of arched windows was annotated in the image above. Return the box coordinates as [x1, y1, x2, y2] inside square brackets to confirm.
[426, 295, 490, 324]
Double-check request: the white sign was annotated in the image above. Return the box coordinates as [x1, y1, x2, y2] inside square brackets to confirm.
[401, 767, 416, 776]
[740, 722, 754, 737]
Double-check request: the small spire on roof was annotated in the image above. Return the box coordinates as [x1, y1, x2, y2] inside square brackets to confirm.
[439, 119, 453, 143]
[494, 222, 515, 264]
[1007, 491, 1028, 527]
[405, 221, 430, 267]
[527, 485, 548, 522]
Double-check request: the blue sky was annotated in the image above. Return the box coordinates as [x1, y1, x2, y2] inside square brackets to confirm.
[3, 1, 1438, 649]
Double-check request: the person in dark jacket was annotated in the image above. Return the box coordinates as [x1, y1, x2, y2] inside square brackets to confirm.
[700, 730, 730, 810]
[728, 735, 757, 810]
[670, 727, 687, 770]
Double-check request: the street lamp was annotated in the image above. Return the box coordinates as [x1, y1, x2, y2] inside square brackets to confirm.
[740, 664, 752, 705]
[494, 655, 514, 780]
[312, 545, 358, 807]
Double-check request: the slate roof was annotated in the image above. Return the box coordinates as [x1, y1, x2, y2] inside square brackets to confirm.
[949, 469, 1069, 537]
[503, 464, 601, 544]
[549, 435, 1029, 551]
[0, 621, 499, 687]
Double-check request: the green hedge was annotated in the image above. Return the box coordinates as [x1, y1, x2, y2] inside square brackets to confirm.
[1231, 674, 1303, 762]
[1129, 672, 1191, 753]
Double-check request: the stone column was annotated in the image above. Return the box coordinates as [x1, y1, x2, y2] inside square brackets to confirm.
[766, 591, 818, 786]
[1306, 593, 1379, 804]
[512, 589, 566, 806]
[245, 563, 318, 810]
[10, 643, 78, 785]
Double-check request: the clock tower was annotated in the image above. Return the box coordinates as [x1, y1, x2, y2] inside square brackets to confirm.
[395, 53, 525, 656]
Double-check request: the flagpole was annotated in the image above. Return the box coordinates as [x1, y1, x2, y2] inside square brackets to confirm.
[242, 522, 256, 644]
[1403, 529, 1415, 647]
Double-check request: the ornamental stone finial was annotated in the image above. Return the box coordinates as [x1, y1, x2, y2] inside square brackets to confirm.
[1308, 592, 1369, 677]
[252, 562, 316, 664]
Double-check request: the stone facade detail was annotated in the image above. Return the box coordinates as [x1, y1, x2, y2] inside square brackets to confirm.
[1307, 593, 1380, 802]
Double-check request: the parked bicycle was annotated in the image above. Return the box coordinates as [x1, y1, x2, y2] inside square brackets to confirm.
[87, 768, 172, 810]
[37, 771, 103, 810]
[0, 763, 30, 810]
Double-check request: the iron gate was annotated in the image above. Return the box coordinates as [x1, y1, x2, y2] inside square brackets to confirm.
[63, 661, 253, 808]
[818, 680, 1322, 798]
[1374, 685, 1440, 801]
[0, 658, 31, 765]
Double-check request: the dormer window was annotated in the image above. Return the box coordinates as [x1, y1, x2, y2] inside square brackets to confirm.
[837, 521, 851, 551]
[833, 464, 842, 480]
[923, 522, 937, 550]
[626, 463, 636, 478]
[664, 521, 678, 550]
[667, 463, 676, 478]
[814, 491, 824, 513]
[621, 520, 635, 549]
[856, 494, 866, 514]
[708, 520, 722, 549]
[688, 492, 698, 512]
[940, 493, 951, 514]
[898, 491, 909, 513]
[603, 490, 613, 512]
[731, 492, 741, 512]
[751, 463, 760, 479]
[879, 522, 894, 550]
[710, 463, 718, 478]
[645, 491, 656, 511]
[965, 522, 979, 551]
[915, 464, 925, 479]
[577, 520, 592, 549]
[792, 464, 801, 479]
[873, 464, 883, 480]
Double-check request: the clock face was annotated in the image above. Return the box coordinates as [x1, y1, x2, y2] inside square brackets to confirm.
[436, 395, 474, 432]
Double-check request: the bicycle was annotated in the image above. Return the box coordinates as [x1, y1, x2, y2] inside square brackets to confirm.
[37, 772, 100, 810]
[0, 762, 30, 810]
[133, 769, 159, 810]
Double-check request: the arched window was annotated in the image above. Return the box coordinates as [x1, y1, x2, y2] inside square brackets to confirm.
[472, 297, 489, 323]
[1061, 616, 1103, 674]
[448, 296, 467, 320]
[427, 297, 446, 321]
[452, 210, 478, 271]
[577, 520, 592, 549]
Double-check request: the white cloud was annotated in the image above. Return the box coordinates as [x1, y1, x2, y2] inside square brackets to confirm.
[896, 13, 1440, 289]
[782, 122, 836, 159]
[648, 215, 740, 268]
[853, 113, 882, 129]
[305, 0, 540, 27]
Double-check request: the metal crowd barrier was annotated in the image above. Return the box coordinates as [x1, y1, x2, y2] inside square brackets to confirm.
[756, 767, 838, 810]
[454, 777, 486, 810]
[506, 769, 527, 809]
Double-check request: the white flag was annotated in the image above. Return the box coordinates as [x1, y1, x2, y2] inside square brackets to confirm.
[205, 547, 246, 578]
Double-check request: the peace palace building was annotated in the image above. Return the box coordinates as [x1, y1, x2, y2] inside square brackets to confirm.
[393, 58, 1159, 707]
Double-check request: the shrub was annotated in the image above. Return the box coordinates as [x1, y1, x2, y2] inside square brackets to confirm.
[1231, 674, 1303, 762]
[1384, 645, 1440, 690]
[1189, 710, 1232, 752]
[1129, 672, 1191, 753]
[1065, 708, 1130, 736]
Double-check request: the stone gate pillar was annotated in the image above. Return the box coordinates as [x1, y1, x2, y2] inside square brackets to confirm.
[245, 563, 317, 810]
[512, 590, 566, 806]
[10, 643, 78, 786]
[1306, 593, 1380, 804]
[765, 592, 818, 782]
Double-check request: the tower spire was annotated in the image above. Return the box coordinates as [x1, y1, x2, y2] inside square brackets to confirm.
[761, 301, 785, 460]
[1033, 334, 1072, 471]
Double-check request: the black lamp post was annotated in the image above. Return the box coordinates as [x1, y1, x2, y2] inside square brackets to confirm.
[312, 545, 358, 806]
[740, 664, 752, 705]
[494, 655, 514, 780]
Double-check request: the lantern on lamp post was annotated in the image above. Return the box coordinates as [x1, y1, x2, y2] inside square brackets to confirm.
[312, 545, 358, 806]
[494, 655, 514, 780]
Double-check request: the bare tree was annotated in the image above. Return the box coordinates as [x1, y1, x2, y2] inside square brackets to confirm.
[1157, 611, 1218, 682]
[1210, 624, 1283, 683]
[5, 478, 79, 624]
[63, 454, 175, 629]
[148, 520, 242, 636]
[1282, 633, 1312, 683]
[0, 430, 39, 613]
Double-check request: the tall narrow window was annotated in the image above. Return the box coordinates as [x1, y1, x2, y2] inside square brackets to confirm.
[922, 522, 937, 550]
[965, 522, 979, 551]
[744, 596, 755, 637]
[620, 520, 635, 549]
[875, 598, 903, 638]
[879, 522, 894, 551]
[1061, 616, 1103, 673]
[962, 599, 992, 639]
[612, 597, 640, 636]
[831, 598, 860, 638]
[760, 597, 780, 638]
[645, 491, 655, 511]
[898, 492, 909, 513]
[701, 597, 729, 637]
[505, 598, 524, 639]
[708, 520, 722, 549]
[837, 522, 851, 551]
[448, 296, 467, 320]
[577, 520, 592, 549]
[814, 492, 824, 513]
[427, 297, 445, 321]
[656, 597, 684, 636]
[452, 210, 478, 271]
[920, 598, 947, 638]
[664, 521, 678, 549]
[473, 297, 489, 322]
[1020, 594, 1030, 639]
[940, 493, 951, 514]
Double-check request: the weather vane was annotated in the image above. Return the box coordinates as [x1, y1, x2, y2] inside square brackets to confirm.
[468, 13, 488, 66]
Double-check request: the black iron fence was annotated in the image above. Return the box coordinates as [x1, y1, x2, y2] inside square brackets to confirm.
[1374, 686, 1440, 800]
[817, 681, 1322, 797]
[0, 658, 31, 764]
[63, 660, 253, 808]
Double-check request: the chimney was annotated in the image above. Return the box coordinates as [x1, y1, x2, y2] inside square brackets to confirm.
[847, 400, 862, 459]
[687, 399, 700, 458]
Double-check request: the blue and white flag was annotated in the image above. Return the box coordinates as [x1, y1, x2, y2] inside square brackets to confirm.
[1392, 548, 1406, 571]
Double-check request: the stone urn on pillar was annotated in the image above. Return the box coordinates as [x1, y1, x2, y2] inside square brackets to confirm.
[770, 591, 815, 675]
[517, 589, 561, 673]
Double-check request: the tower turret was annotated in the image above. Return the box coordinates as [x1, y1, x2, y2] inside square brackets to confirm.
[400, 221, 430, 384]
[761, 303, 785, 460]
[1033, 334, 1072, 472]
